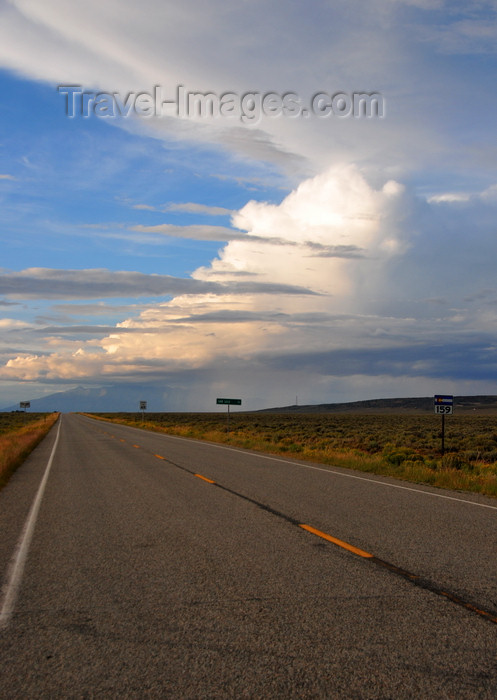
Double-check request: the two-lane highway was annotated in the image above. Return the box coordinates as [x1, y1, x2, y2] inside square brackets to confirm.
[0, 413, 496, 698]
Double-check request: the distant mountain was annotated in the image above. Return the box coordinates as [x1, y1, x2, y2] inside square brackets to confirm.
[1, 384, 173, 413]
[257, 395, 497, 414]
[4, 387, 497, 414]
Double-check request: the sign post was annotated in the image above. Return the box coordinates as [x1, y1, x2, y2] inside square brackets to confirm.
[20, 401, 30, 412]
[216, 398, 242, 433]
[140, 400, 147, 420]
[434, 395, 453, 456]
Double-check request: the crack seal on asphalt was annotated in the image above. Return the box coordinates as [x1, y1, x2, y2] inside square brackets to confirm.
[103, 427, 497, 627]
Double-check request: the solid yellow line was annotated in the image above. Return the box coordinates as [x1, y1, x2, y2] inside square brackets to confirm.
[299, 524, 374, 558]
[195, 473, 216, 484]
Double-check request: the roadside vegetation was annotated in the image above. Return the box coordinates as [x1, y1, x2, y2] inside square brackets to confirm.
[0, 412, 59, 489]
[85, 411, 497, 498]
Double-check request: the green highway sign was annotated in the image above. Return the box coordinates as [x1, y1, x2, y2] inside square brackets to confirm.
[216, 398, 242, 405]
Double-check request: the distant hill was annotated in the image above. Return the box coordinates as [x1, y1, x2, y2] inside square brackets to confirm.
[1, 384, 171, 413]
[257, 395, 497, 414]
[3, 387, 497, 414]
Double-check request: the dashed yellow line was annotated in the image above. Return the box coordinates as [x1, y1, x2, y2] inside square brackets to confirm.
[195, 473, 216, 484]
[133, 444, 140, 449]
[299, 524, 374, 558]
[91, 422, 497, 625]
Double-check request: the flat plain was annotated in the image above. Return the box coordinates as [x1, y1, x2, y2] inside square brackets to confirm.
[89, 411, 497, 497]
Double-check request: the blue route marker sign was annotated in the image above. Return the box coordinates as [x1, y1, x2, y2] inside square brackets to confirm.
[434, 395, 453, 414]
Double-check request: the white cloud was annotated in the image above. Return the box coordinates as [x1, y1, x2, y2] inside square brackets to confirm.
[164, 202, 234, 216]
[132, 204, 156, 211]
[1, 2, 497, 405]
[426, 183, 497, 204]
[3, 160, 497, 407]
[0, 166, 415, 387]
[194, 165, 408, 301]
[427, 193, 472, 204]
[0, 0, 457, 176]
[0, 319, 32, 330]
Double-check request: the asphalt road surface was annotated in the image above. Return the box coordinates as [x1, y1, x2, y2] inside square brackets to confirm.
[0, 413, 496, 698]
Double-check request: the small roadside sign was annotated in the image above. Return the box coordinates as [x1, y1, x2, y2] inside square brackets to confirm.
[140, 401, 147, 410]
[434, 395, 453, 456]
[20, 401, 30, 410]
[216, 398, 242, 433]
[434, 395, 453, 414]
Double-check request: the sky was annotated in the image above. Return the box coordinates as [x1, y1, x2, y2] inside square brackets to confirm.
[1, 0, 497, 411]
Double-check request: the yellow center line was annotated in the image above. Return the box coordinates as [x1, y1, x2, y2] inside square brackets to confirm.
[195, 473, 216, 484]
[299, 524, 374, 558]
[89, 421, 497, 626]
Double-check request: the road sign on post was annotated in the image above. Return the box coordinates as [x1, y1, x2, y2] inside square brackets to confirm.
[20, 401, 30, 411]
[434, 395, 453, 456]
[140, 400, 147, 419]
[434, 395, 453, 415]
[216, 398, 242, 433]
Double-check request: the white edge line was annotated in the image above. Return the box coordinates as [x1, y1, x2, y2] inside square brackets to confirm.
[84, 415, 497, 512]
[0, 417, 62, 630]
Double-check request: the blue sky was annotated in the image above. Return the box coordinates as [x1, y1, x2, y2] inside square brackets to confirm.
[1, 0, 497, 410]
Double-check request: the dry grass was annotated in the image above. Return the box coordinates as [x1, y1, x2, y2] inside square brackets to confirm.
[84, 412, 497, 498]
[0, 413, 60, 489]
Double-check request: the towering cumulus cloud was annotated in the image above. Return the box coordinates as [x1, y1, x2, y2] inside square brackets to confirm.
[1, 1, 497, 407]
[195, 166, 406, 297]
[1, 166, 410, 406]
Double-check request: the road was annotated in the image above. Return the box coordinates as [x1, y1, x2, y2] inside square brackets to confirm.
[0, 412, 496, 698]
